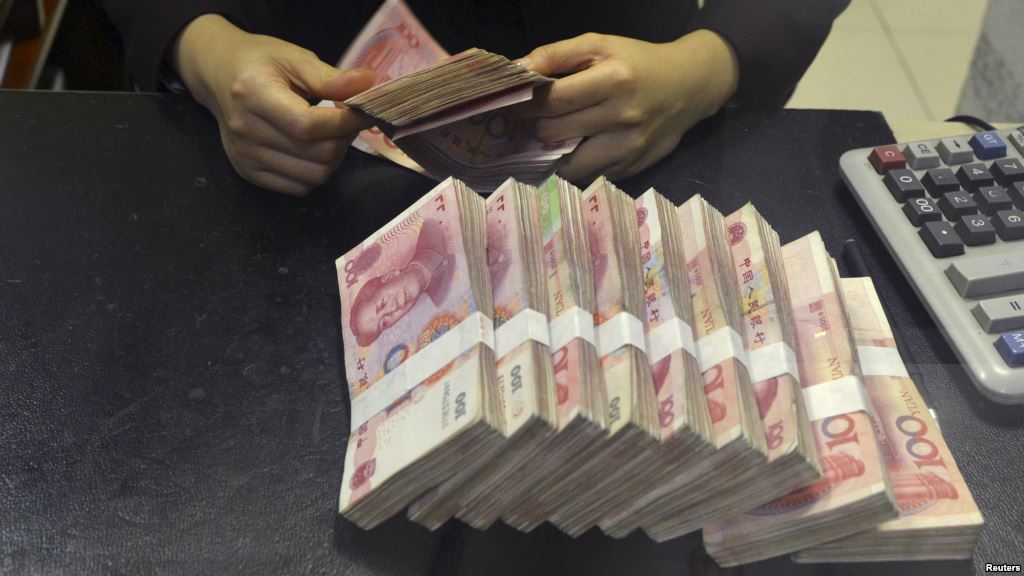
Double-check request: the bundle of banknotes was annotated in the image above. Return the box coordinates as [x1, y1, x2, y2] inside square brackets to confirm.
[335, 174, 983, 567]
[325, 0, 580, 192]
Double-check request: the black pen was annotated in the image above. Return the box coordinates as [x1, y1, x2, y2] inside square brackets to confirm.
[842, 238, 939, 421]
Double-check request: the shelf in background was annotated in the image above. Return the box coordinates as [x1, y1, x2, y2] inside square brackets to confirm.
[1, 0, 66, 88]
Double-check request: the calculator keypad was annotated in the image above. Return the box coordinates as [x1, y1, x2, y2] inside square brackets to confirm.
[872, 131, 1024, 259]
[852, 128, 1024, 384]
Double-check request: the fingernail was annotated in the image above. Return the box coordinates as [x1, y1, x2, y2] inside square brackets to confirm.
[513, 57, 531, 69]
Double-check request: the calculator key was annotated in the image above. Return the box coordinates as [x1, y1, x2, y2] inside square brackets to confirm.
[995, 331, 1024, 367]
[868, 145, 906, 174]
[956, 162, 995, 191]
[883, 169, 925, 201]
[991, 158, 1024, 185]
[922, 168, 961, 196]
[945, 251, 1024, 297]
[903, 197, 942, 226]
[969, 130, 1007, 159]
[1010, 182, 1024, 209]
[902, 142, 941, 170]
[993, 209, 1024, 240]
[954, 214, 997, 246]
[1009, 130, 1024, 156]
[937, 137, 974, 164]
[976, 186, 1014, 215]
[939, 191, 978, 219]
[972, 294, 1024, 333]
[919, 221, 964, 258]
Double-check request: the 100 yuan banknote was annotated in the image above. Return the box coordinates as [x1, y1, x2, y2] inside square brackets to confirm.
[335, 0, 447, 171]
[704, 233, 893, 560]
[337, 178, 489, 513]
[726, 206, 801, 459]
[637, 191, 697, 440]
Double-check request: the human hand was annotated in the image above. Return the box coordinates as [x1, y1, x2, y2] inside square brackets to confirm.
[515, 30, 739, 184]
[173, 15, 376, 195]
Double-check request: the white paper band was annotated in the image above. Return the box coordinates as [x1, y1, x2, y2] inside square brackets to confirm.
[748, 341, 800, 384]
[646, 317, 697, 365]
[549, 306, 596, 352]
[351, 311, 495, 428]
[802, 375, 872, 422]
[495, 308, 551, 358]
[857, 345, 910, 379]
[696, 326, 748, 373]
[596, 311, 647, 357]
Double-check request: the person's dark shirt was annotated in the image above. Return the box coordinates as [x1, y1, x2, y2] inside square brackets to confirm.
[101, 0, 849, 107]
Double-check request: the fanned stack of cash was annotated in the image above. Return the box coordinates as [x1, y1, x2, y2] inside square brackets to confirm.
[703, 232, 899, 565]
[500, 177, 612, 531]
[596, 190, 718, 538]
[345, 48, 546, 132]
[443, 175, 608, 531]
[612, 205, 826, 540]
[335, 176, 982, 567]
[542, 178, 661, 537]
[406, 178, 558, 529]
[335, 177, 504, 528]
[712, 205, 821, 515]
[334, 0, 580, 192]
[607, 196, 770, 541]
[793, 277, 983, 562]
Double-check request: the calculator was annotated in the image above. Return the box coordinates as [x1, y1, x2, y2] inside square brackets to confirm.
[840, 127, 1024, 404]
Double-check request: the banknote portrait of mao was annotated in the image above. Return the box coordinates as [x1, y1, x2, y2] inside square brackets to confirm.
[349, 218, 455, 347]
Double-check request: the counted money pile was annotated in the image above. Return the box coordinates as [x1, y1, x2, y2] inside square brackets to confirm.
[335, 175, 982, 567]
[327, 0, 580, 192]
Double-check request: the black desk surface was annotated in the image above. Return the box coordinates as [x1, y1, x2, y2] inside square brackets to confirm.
[1, 91, 1021, 576]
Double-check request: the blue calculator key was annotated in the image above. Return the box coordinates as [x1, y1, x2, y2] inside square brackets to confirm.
[995, 331, 1024, 367]
[969, 131, 1007, 160]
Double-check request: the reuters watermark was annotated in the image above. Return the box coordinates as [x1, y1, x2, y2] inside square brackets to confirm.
[986, 564, 1022, 573]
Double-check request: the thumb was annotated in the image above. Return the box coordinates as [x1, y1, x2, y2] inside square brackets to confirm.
[318, 67, 377, 102]
[516, 33, 605, 77]
[284, 50, 377, 101]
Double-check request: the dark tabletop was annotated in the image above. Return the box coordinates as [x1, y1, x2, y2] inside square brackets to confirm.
[1, 91, 1021, 576]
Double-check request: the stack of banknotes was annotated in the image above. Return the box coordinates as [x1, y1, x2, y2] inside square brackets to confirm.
[326, 0, 580, 192]
[335, 175, 983, 567]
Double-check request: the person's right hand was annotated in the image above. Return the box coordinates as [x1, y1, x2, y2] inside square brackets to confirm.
[173, 15, 376, 196]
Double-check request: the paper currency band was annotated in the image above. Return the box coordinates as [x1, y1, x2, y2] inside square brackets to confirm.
[350, 310, 495, 429]
[494, 308, 551, 358]
[596, 311, 647, 357]
[549, 306, 596, 352]
[696, 326, 748, 374]
[748, 341, 800, 384]
[646, 317, 697, 365]
[857, 345, 910, 379]
[801, 375, 872, 422]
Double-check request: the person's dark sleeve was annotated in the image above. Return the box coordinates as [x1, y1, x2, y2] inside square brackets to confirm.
[692, 0, 850, 107]
[100, 0, 248, 91]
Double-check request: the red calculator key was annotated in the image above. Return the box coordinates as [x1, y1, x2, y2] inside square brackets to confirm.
[868, 145, 906, 174]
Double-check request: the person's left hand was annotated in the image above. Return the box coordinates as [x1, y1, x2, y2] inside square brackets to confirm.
[514, 30, 739, 184]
